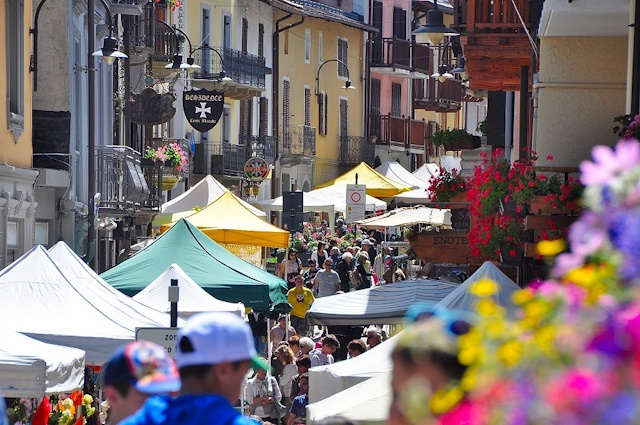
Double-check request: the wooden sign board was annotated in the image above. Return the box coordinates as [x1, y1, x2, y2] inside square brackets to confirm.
[407, 230, 472, 264]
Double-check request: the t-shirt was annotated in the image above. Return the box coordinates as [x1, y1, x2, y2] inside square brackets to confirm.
[313, 269, 341, 297]
[287, 287, 315, 319]
[309, 348, 334, 367]
[290, 394, 309, 420]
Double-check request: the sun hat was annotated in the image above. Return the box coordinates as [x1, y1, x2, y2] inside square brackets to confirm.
[176, 312, 270, 371]
[104, 341, 181, 394]
[361, 239, 371, 246]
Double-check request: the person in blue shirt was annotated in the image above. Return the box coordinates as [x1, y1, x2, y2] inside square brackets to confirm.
[287, 373, 309, 425]
[120, 312, 270, 425]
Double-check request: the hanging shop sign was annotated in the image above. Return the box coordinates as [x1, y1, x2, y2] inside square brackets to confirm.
[183, 89, 224, 132]
[244, 157, 270, 182]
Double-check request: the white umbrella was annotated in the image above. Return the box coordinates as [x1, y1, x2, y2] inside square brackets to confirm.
[355, 206, 451, 230]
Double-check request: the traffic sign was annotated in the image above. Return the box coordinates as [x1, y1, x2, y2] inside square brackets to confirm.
[136, 327, 180, 358]
[346, 184, 366, 223]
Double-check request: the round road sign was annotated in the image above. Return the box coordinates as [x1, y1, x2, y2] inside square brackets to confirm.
[350, 192, 362, 203]
[244, 157, 269, 182]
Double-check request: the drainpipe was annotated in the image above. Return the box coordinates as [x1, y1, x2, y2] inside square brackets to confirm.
[88, 0, 97, 270]
[271, 13, 304, 200]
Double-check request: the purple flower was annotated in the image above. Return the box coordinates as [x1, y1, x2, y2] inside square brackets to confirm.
[580, 139, 640, 185]
[567, 212, 608, 258]
[607, 207, 640, 280]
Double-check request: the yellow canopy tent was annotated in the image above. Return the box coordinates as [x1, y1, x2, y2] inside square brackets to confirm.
[160, 191, 289, 248]
[315, 162, 412, 198]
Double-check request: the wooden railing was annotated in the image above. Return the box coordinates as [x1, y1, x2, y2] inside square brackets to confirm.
[467, 0, 531, 33]
[370, 37, 431, 74]
[369, 114, 427, 149]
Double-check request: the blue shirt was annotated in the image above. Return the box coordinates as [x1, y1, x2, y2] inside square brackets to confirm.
[120, 394, 258, 425]
[290, 394, 308, 420]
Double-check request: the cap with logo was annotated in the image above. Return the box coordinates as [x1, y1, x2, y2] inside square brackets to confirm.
[176, 312, 271, 372]
[104, 341, 181, 394]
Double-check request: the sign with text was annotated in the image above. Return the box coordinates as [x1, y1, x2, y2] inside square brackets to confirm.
[183, 89, 224, 132]
[346, 184, 366, 223]
[221, 243, 262, 267]
[451, 208, 470, 230]
[136, 327, 180, 358]
[407, 230, 471, 264]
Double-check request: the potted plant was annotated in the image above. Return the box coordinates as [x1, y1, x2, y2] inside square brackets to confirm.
[144, 142, 188, 191]
[427, 168, 468, 203]
[431, 128, 474, 150]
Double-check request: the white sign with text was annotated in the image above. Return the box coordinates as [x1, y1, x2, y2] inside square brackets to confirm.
[346, 184, 366, 223]
[136, 327, 180, 358]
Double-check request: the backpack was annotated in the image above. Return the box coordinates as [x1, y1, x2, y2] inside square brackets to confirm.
[349, 268, 362, 289]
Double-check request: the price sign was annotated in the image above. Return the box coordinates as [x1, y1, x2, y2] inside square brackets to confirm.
[136, 327, 180, 358]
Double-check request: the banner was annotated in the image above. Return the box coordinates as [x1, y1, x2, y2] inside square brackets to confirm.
[183, 89, 224, 132]
[220, 243, 262, 268]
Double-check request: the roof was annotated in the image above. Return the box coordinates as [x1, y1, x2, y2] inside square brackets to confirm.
[271, 0, 378, 32]
[315, 162, 412, 198]
[375, 161, 430, 189]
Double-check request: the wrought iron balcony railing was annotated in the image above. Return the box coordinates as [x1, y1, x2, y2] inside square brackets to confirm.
[192, 46, 266, 89]
[193, 136, 276, 177]
[370, 38, 431, 75]
[281, 125, 316, 158]
[96, 145, 161, 213]
[339, 136, 375, 165]
[239, 135, 276, 165]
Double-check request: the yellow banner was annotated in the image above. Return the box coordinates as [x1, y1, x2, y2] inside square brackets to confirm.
[220, 244, 262, 267]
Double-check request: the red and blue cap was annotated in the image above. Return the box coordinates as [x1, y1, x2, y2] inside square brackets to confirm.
[104, 341, 181, 394]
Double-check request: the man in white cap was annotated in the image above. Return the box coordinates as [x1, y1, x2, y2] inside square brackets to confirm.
[120, 312, 270, 425]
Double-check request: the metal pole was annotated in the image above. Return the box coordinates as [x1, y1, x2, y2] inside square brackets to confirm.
[169, 278, 179, 327]
[88, 0, 97, 271]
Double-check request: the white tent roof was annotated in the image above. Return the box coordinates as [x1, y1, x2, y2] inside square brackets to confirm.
[308, 333, 399, 403]
[49, 242, 178, 327]
[0, 330, 85, 397]
[412, 163, 440, 184]
[160, 175, 266, 217]
[440, 155, 462, 173]
[0, 352, 46, 398]
[307, 372, 391, 425]
[356, 207, 451, 229]
[0, 245, 168, 364]
[393, 187, 432, 204]
[133, 263, 245, 319]
[437, 262, 521, 316]
[306, 279, 459, 326]
[375, 161, 428, 189]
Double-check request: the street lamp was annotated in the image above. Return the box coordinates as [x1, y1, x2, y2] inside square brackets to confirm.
[412, 0, 458, 46]
[189, 46, 232, 82]
[315, 59, 355, 103]
[92, 27, 128, 65]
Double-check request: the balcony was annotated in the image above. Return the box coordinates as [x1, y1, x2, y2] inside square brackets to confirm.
[281, 125, 316, 165]
[339, 136, 375, 165]
[192, 136, 276, 177]
[369, 114, 427, 153]
[129, 18, 179, 72]
[413, 78, 463, 112]
[370, 38, 431, 78]
[453, 0, 535, 91]
[96, 146, 161, 217]
[191, 46, 267, 100]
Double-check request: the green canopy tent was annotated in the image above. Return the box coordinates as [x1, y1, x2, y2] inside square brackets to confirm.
[101, 219, 290, 314]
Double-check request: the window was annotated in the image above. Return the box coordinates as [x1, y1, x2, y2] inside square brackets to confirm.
[258, 23, 264, 57]
[318, 31, 323, 64]
[305, 28, 311, 63]
[259, 97, 269, 137]
[6, 0, 24, 142]
[35, 222, 49, 246]
[339, 98, 348, 137]
[337, 37, 348, 78]
[240, 99, 253, 136]
[318, 92, 327, 136]
[304, 87, 311, 126]
[371, 79, 381, 116]
[6, 220, 18, 265]
[201, 7, 211, 73]
[391, 83, 402, 117]
[284, 31, 289, 55]
[393, 7, 407, 40]
[242, 18, 248, 53]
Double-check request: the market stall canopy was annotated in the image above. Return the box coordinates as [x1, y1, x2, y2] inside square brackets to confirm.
[0, 246, 167, 363]
[101, 219, 289, 314]
[305, 279, 458, 326]
[437, 262, 520, 316]
[315, 162, 412, 198]
[160, 191, 289, 248]
[154, 175, 265, 226]
[393, 187, 432, 204]
[48, 241, 178, 327]
[0, 353, 46, 398]
[309, 333, 399, 403]
[133, 263, 246, 319]
[375, 161, 429, 189]
[0, 330, 85, 397]
[412, 163, 440, 185]
[355, 206, 452, 230]
[308, 372, 391, 425]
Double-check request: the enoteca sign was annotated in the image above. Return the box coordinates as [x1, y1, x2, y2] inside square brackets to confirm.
[183, 89, 224, 132]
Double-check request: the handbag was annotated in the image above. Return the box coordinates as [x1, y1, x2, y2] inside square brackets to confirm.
[349, 269, 362, 288]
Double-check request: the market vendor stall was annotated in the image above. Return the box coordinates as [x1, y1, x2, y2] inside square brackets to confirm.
[412, 163, 440, 185]
[355, 206, 452, 230]
[375, 161, 429, 189]
[315, 162, 412, 198]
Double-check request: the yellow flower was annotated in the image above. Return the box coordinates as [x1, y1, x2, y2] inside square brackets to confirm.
[476, 299, 504, 317]
[460, 368, 477, 391]
[470, 278, 498, 298]
[82, 394, 93, 406]
[484, 318, 505, 338]
[497, 340, 523, 367]
[429, 385, 465, 415]
[62, 398, 74, 411]
[458, 346, 481, 365]
[534, 326, 556, 354]
[536, 239, 566, 256]
[512, 289, 533, 305]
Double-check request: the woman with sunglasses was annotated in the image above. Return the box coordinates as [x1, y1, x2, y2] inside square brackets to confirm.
[279, 248, 303, 289]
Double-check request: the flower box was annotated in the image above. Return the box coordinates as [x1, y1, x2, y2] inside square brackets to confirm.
[528, 195, 580, 215]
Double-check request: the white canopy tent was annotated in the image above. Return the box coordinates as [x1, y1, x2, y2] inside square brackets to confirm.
[393, 187, 432, 204]
[355, 206, 451, 230]
[306, 279, 458, 326]
[49, 241, 178, 327]
[309, 333, 399, 403]
[307, 372, 392, 425]
[440, 155, 462, 173]
[0, 245, 169, 364]
[375, 161, 429, 189]
[158, 175, 266, 218]
[0, 330, 85, 397]
[133, 263, 246, 319]
[437, 262, 521, 316]
[412, 163, 441, 184]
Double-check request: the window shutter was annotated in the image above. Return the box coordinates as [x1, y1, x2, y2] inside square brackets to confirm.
[259, 97, 268, 137]
[304, 87, 311, 127]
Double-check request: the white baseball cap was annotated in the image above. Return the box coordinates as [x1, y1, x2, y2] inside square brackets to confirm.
[176, 312, 270, 371]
